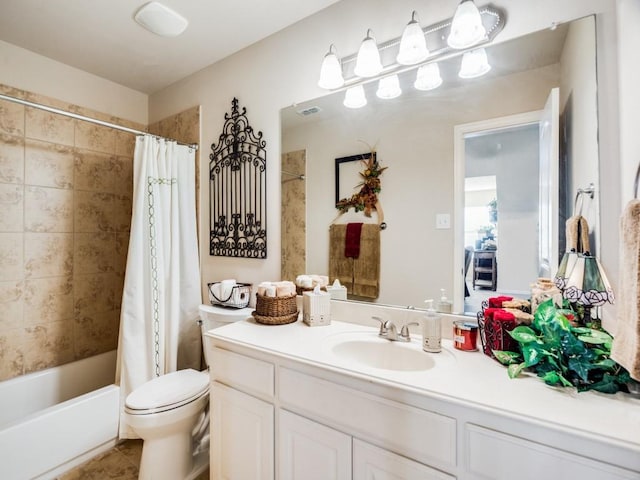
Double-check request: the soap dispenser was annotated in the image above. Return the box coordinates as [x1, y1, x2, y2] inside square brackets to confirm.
[422, 300, 442, 353]
[437, 289, 452, 314]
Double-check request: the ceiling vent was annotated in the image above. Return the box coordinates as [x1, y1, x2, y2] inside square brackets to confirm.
[134, 2, 188, 37]
[296, 106, 322, 117]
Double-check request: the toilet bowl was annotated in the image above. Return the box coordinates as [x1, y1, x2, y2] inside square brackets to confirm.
[124, 304, 253, 480]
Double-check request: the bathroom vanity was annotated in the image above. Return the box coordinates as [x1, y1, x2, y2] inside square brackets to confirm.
[205, 318, 640, 480]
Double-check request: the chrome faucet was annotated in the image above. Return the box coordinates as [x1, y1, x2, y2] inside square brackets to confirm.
[373, 317, 418, 342]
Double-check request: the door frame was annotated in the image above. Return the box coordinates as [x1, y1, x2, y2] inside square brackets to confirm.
[452, 110, 542, 314]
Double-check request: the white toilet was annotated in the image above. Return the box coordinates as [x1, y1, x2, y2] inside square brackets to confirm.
[124, 304, 252, 480]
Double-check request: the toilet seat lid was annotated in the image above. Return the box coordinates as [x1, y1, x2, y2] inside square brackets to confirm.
[125, 369, 209, 411]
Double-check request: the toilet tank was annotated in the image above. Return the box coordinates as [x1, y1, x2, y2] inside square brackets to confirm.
[198, 304, 252, 367]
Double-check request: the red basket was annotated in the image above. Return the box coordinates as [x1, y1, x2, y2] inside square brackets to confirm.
[477, 309, 519, 360]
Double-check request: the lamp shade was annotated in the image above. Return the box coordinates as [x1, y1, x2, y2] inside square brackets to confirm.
[459, 48, 491, 78]
[397, 11, 429, 65]
[354, 29, 383, 77]
[554, 249, 579, 290]
[447, 0, 487, 49]
[343, 85, 367, 108]
[318, 45, 344, 89]
[414, 63, 443, 91]
[563, 253, 615, 306]
[376, 75, 402, 99]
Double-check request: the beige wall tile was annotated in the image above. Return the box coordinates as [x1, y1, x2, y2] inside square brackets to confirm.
[0, 184, 23, 232]
[75, 190, 115, 232]
[25, 139, 74, 189]
[74, 232, 116, 274]
[0, 134, 25, 184]
[113, 193, 132, 233]
[74, 149, 117, 193]
[24, 232, 73, 278]
[75, 121, 116, 154]
[0, 281, 24, 331]
[0, 99, 25, 136]
[0, 232, 24, 281]
[23, 319, 74, 372]
[74, 272, 118, 317]
[114, 156, 133, 196]
[24, 186, 73, 232]
[23, 276, 73, 325]
[25, 107, 74, 146]
[115, 131, 136, 157]
[0, 328, 24, 381]
[114, 232, 130, 274]
[74, 310, 119, 358]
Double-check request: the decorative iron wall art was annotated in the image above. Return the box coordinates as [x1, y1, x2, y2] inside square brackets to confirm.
[209, 98, 267, 258]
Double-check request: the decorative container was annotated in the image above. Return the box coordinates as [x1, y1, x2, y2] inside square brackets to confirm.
[302, 291, 331, 326]
[252, 293, 299, 325]
[207, 282, 252, 308]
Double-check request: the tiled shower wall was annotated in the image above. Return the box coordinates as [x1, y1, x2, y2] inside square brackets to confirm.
[281, 150, 306, 281]
[0, 85, 140, 382]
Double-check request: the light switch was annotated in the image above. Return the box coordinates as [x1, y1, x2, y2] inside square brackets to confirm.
[436, 213, 451, 229]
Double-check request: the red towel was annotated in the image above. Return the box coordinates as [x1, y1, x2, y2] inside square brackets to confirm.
[345, 223, 363, 258]
[488, 295, 513, 308]
[493, 310, 516, 323]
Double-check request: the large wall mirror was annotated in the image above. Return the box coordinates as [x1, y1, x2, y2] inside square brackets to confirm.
[281, 15, 599, 316]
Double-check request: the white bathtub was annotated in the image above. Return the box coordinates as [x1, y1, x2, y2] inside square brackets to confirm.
[0, 350, 120, 480]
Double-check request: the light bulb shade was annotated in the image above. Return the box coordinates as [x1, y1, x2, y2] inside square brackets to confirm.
[354, 30, 383, 77]
[563, 253, 615, 306]
[414, 63, 443, 91]
[397, 12, 429, 65]
[343, 85, 367, 108]
[459, 48, 491, 78]
[318, 46, 344, 89]
[554, 249, 579, 290]
[376, 75, 402, 99]
[447, 0, 487, 49]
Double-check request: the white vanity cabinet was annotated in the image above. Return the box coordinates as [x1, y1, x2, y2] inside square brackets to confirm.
[207, 321, 640, 480]
[278, 410, 351, 480]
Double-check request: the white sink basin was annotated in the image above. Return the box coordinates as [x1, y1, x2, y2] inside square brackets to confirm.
[323, 332, 442, 371]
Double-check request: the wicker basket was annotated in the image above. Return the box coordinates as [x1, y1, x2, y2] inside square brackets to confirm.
[295, 285, 327, 296]
[252, 293, 299, 325]
[207, 282, 252, 308]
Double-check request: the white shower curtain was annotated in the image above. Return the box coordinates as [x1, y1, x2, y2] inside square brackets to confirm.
[116, 135, 201, 438]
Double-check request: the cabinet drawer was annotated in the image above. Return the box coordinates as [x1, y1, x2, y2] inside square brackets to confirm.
[279, 367, 456, 470]
[354, 439, 455, 480]
[465, 424, 639, 480]
[210, 347, 274, 399]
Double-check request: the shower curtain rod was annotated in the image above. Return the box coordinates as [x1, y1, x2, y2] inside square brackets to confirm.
[0, 93, 199, 151]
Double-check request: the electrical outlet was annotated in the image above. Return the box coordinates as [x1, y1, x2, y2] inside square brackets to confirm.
[436, 213, 451, 229]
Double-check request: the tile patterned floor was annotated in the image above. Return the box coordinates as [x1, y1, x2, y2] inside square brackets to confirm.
[57, 440, 209, 480]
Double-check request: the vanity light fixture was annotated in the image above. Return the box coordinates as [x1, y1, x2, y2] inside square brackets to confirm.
[134, 1, 188, 37]
[414, 63, 443, 91]
[396, 11, 429, 65]
[318, 44, 345, 89]
[458, 48, 491, 78]
[376, 75, 402, 99]
[354, 29, 383, 78]
[343, 85, 367, 108]
[447, 0, 487, 49]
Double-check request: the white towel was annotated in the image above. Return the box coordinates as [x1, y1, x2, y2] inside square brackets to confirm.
[611, 199, 640, 381]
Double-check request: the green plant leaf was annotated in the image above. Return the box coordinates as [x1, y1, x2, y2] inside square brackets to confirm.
[522, 343, 545, 367]
[571, 327, 592, 334]
[508, 362, 526, 379]
[593, 359, 617, 370]
[493, 350, 522, 365]
[508, 326, 538, 344]
[568, 356, 594, 382]
[578, 335, 608, 345]
[582, 373, 621, 394]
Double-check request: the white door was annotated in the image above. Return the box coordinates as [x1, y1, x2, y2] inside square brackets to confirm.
[538, 87, 560, 278]
[211, 382, 274, 480]
[278, 410, 351, 480]
[353, 439, 455, 480]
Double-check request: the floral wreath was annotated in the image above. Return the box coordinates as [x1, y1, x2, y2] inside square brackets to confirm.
[335, 151, 387, 218]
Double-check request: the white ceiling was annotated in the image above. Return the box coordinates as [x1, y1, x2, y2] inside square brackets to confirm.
[0, 0, 340, 94]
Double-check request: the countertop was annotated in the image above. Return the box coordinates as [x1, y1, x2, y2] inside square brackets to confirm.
[206, 317, 640, 452]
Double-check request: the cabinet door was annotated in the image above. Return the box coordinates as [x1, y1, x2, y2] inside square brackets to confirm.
[353, 439, 455, 480]
[211, 382, 274, 480]
[278, 410, 351, 480]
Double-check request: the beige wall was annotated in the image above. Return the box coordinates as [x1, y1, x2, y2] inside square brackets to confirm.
[0, 85, 138, 381]
[149, 0, 620, 315]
